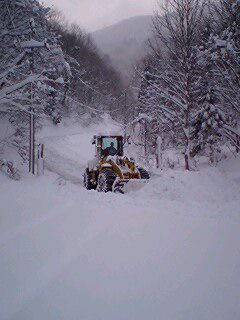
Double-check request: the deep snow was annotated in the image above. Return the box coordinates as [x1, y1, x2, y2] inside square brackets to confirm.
[0, 119, 240, 320]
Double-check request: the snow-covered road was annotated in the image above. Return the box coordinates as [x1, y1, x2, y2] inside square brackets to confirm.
[1, 120, 240, 320]
[40, 117, 122, 184]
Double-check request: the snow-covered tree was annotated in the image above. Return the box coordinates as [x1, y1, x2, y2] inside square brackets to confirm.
[136, 0, 206, 169]
[49, 20, 126, 122]
[135, 0, 240, 167]
[0, 0, 70, 160]
[191, 90, 225, 161]
[197, 0, 240, 152]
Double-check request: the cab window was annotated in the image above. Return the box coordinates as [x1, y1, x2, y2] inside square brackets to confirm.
[102, 137, 118, 156]
[102, 138, 118, 150]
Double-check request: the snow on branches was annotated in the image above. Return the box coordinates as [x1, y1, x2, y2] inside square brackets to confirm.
[0, 0, 70, 161]
[135, 0, 240, 168]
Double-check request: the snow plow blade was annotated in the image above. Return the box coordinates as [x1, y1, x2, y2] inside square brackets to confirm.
[112, 178, 149, 193]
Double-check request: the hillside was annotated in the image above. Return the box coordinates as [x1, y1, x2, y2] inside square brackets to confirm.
[92, 15, 153, 80]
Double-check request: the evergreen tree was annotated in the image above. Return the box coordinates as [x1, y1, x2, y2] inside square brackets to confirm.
[197, 0, 240, 153]
[192, 89, 225, 162]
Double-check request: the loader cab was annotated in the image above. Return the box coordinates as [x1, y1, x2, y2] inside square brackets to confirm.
[92, 135, 124, 158]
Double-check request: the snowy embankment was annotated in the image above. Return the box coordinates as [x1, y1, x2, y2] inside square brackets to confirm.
[39, 116, 120, 183]
[0, 119, 240, 320]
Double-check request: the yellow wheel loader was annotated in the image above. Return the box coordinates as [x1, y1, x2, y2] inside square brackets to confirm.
[83, 134, 150, 193]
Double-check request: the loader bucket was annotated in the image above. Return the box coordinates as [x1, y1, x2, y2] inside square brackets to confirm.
[112, 178, 149, 194]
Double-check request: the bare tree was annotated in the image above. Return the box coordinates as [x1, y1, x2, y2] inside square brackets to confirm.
[140, 0, 206, 169]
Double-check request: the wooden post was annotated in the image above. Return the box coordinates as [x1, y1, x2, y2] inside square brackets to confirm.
[37, 144, 44, 176]
[144, 119, 147, 160]
[156, 136, 163, 169]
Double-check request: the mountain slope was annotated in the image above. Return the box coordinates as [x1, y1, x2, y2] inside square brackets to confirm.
[92, 15, 153, 80]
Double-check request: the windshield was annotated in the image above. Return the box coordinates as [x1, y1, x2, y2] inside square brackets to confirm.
[102, 137, 122, 157]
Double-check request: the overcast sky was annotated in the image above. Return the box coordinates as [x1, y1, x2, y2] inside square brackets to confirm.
[43, 0, 158, 32]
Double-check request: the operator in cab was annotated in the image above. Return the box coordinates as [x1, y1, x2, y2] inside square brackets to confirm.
[104, 142, 117, 156]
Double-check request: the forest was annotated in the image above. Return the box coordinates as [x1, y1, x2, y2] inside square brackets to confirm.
[0, 0, 239, 176]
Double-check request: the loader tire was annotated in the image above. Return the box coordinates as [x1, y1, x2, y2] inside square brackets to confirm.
[97, 168, 116, 193]
[84, 169, 95, 190]
[138, 167, 150, 179]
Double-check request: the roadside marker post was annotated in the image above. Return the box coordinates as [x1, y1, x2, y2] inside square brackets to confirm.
[37, 143, 44, 176]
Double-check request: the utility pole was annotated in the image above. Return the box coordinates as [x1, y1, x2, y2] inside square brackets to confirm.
[29, 41, 35, 174]
[29, 106, 35, 174]
[124, 91, 128, 124]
